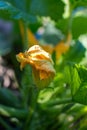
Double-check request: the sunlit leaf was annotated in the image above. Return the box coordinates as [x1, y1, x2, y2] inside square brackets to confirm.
[72, 17, 87, 39]
[68, 64, 87, 105]
[57, 17, 87, 39]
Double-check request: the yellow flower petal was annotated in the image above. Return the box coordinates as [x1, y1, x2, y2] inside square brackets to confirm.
[16, 45, 56, 88]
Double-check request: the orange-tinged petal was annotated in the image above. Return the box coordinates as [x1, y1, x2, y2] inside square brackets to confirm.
[40, 70, 48, 80]
[54, 41, 69, 59]
[40, 45, 54, 54]
[19, 21, 39, 47]
[54, 32, 72, 60]
[27, 45, 53, 62]
[16, 45, 56, 88]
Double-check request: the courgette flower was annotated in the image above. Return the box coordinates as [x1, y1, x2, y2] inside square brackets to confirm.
[16, 45, 56, 88]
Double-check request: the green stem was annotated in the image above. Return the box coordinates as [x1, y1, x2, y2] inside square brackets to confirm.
[41, 98, 72, 108]
[68, 1, 73, 31]
[23, 22, 29, 50]
[0, 104, 28, 119]
[24, 88, 39, 130]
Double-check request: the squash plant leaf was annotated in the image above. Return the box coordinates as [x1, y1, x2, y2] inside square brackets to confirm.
[56, 0, 87, 39]
[0, 0, 65, 23]
[72, 17, 87, 39]
[29, 0, 65, 21]
[68, 64, 87, 105]
[57, 16, 87, 39]
[0, 1, 37, 23]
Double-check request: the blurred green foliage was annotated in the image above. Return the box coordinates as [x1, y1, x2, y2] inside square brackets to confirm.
[0, 0, 87, 130]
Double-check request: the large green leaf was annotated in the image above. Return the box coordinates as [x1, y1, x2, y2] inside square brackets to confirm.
[2, 0, 26, 10]
[56, 18, 69, 35]
[0, 1, 36, 22]
[56, 0, 87, 39]
[0, 0, 65, 22]
[30, 0, 65, 21]
[68, 64, 87, 105]
[57, 16, 87, 39]
[72, 17, 87, 39]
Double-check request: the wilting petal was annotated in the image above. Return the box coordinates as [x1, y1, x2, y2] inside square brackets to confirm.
[16, 45, 56, 88]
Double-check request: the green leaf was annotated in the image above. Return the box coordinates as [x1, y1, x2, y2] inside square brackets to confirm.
[56, 18, 69, 35]
[0, 1, 36, 23]
[0, 104, 28, 119]
[0, 87, 20, 107]
[0, 0, 65, 23]
[63, 41, 86, 63]
[57, 16, 87, 39]
[72, 17, 87, 39]
[38, 88, 54, 103]
[30, 0, 65, 21]
[68, 64, 87, 105]
[2, 0, 27, 11]
[69, 65, 81, 95]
